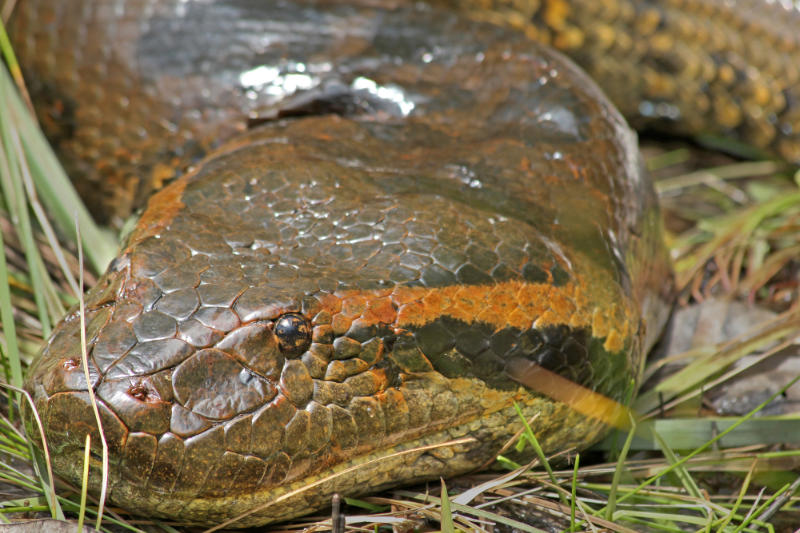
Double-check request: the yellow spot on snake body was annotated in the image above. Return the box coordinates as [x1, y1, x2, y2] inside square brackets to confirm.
[591, 307, 609, 338]
[544, 0, 571, 31]
[591, 24, 616, 50]
[554, 26, 584, 50]
[604, 328, 624, 353]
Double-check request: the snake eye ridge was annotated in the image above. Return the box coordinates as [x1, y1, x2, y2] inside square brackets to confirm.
[274, 313, 312, 356]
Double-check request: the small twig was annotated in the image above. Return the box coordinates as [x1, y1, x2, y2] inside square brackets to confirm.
[754, 470, 800, 524]
[76, 218, 108, 529]
[331, 494, 345, 533]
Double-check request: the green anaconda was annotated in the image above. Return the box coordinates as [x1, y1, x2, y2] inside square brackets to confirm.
[8, 0, 800, 527]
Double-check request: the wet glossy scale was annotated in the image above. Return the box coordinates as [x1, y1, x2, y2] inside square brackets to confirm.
[9, 0, 799, 527]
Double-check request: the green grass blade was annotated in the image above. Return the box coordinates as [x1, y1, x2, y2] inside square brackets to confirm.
[440, 479, 455, 533]
[0, 71, 55, 337]
[0, 231, 21, 391]
[569, 454, 579, 531]
[615, 375, 800, 507]
[596, 416, 800, 451]
[513, 402, 567, 506]
[651, 431, 708, 515]
[77, 435, 91, 531]
[0, 53, 116, 275]
[714, 460, 756, 532]
[606, 414, 637, 520]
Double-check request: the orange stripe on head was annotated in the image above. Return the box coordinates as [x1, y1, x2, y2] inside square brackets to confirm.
[316, 279, 635, 348]
[125, 177, 188, 249]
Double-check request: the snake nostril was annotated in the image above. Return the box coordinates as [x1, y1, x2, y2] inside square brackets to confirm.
[274, 313, 312, 356]
[128, 381, 157, 402]
[62, 358, 80, 370]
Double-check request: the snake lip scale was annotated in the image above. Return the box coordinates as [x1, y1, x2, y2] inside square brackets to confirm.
[11, 0, 799, 527]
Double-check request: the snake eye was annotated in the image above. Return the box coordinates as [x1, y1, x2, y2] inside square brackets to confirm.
[274, 313, 311, 356]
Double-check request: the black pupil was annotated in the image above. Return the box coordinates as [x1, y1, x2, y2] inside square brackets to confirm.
[275, 314, 310, 354]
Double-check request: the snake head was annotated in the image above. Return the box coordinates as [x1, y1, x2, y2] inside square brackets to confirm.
[21, 17, 669, 522]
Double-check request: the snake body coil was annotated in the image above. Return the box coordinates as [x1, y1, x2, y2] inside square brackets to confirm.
[9, 0, 798, 526]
